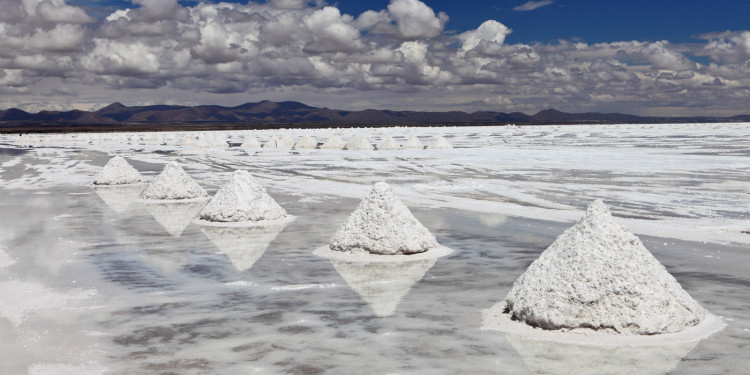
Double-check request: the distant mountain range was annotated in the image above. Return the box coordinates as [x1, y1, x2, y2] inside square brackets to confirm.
[2, 100, 749, 130]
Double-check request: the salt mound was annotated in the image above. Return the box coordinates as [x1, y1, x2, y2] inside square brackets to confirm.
[426, 136, 453, 149]
[93, 156, 143, 185]
[294, 135, 317, 150]
[345, 136, 374, 150]
[402, 135, 424, 150]
[141, 162, 208, 201]
[263, 135, 280, 149]
[199, 170, 288, 223]
[278, 134, 294, 150]
[504, 199, 705, 335]
[321, 134, 346, 149]
[376, 135, 401, 150]
[329, 182, 438, 255]
[241, 135, 261, 149]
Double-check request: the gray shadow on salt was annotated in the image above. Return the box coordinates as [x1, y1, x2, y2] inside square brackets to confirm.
[145, 201, 206, 237]
[200, 224, 288, 271]
[93, 184, 146, 214]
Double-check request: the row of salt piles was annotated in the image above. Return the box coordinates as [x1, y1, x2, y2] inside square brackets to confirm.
[241, 134, 452, 151]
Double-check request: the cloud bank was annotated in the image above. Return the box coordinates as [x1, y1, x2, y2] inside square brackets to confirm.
[1, 0, 749, 115]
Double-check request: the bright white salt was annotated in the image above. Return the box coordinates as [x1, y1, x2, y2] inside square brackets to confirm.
[141, 162, 207, 200]
[329, 182, 438, 255]
[263, 135, 280, 149]
[294, 135, 318, 150]
[426, 136, 453, 149]
[376, 135, 401, 150]
[278, 135, 295, 150]
[503, 199, 706, 335]
[402, 135, 424, 150]
[199, 170, 288, 223]
[93, 156, 143, 185]
[321, 134, 346, 150]
[345, 136, 374, 150]
[241, 135, 261, 149]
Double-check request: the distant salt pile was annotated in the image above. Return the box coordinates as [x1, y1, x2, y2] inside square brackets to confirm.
[500, 200, 705, 335]
[345, 135, 374, 151]
[278, 135, 295, 150]
[263, 135, 280, 149]
[328, 182, 439, 255]
[129, 135, 142, 145]
[181, 134, 197, 147]
[241, 135, 261, 149]
[93, 156, 143, 185]
[376, 135, 401, 150]
[321, 134, 346, 150]
[402, 135, 424, 150]
[141, 162, 207, 201]
[198, 170, 290, 224]
[426, 136, 453, 149]
[294, 135, 317, 150]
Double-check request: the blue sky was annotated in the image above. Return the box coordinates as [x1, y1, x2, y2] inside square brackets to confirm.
[3, 0, 750, 115]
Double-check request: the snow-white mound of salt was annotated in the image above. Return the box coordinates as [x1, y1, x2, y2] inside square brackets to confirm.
[321, 134, 346, 150]
[198, 170, 289, 224]
[402, 135, 424, 150]
[294, 135, 317, 150]
[278, 134, 294, 150]
[141, 162, 207, 201]
[503, 199, 705, 335]
[376, 135, 400, 150]
[426, 136, 453, 149]
[263, 135, 280, 149]
[241, 135, 261, 149]
[93, 156, 143, 185]
[328, 182, 439, 255]
[345, 136, 374, 150]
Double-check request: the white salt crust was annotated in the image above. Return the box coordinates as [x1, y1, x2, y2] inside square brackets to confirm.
[294, 135, 318, 150]
[426, 136, 453, 149]
[140, 162, 208, 201]
[328, 182, 440, 255]
[321, 134, 346, 149]
[345, 136, 374, 150]
[402, 135, 424, 150]
[198, 170, 290, 224]
[376, 136, 401, 150]
[93, 156, 143, 185]
[503, 199, 707, 335]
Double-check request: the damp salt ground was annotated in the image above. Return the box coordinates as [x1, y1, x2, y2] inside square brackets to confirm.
[139, 162, 209, 203]
[314, 182, 453, 261]
[482, 199, 725, 347]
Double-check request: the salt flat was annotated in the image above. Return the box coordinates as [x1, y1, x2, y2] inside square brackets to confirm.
[0, 123, 748, 374]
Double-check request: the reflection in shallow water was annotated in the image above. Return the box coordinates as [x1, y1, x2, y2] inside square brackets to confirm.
[329, 258, 438, 317]
[505, 333, 698, 375]
[145, 201, 205, 237]
[93, 184, 145, 214]
[200, 224, 287, 271]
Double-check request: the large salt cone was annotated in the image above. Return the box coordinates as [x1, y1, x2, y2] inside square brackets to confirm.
[321, 134, 346, 149]
[263, 136, 280, 149]
[330, 258, 437, 317]
[278, 135, 294, 150]
[241, 135, 261, 149]
[294, 135, 317, 150]
[141, 162, 207, 201]
[402, 135, 424, 150]
[345, 136, 374, 150]
[504, 199, 705, 334]
[199, 170, 287, 223]
[426, 136, 453, 149]
[376, 135, 401, 150]
[93, 156, 143, 185]
[329, 182, 438, 255]
[93, 184, 145, 213]
[201, 224, 287, 271]
[146, 201, 205, 237]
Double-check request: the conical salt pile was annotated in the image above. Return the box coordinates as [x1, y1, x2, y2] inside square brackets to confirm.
[278, 135, 294, 150]
[345, 136, 374, 151]
[141, 162, 208, 201]
[426, 136, 453, 149]
[263, 135, 280, 149]
[329, 182, 438, 255]
[199, 170, 288, 223]
[504, 199, 705, 335]
[93, 156, 143, 185]
[294, 135, 318, 150]
[402, 135, 424, 150]
[376, 135, 401, 150]
[241, 135, 261, 149]
[321, 134, 346, 150]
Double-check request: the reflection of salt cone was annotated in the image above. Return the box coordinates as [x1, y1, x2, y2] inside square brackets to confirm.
[505, 333, 698, 375]
[93, 184, 145, 213]
[146, 201, 205, 237]
[200, 224, 287, 271]
[329, 258, 437, 317]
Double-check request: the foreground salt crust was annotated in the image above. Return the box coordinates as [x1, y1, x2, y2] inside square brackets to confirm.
[198, 170, 292, 225]
[141, 162, 207, 201]
[494, 199, 708, 336]
[93, 156, 143, 185]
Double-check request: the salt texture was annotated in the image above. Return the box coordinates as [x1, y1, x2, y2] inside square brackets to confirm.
[278, 134, 295, 150]
[0, 244, 15, 268]
[141, 162, 208, 201]
[402, 135, 424, 150]
[503, 199, 705, 335]
[376, 135, 401, 150]
[199, 170, 288, 223]
[345, 136, 374, 150]
[427, 136, 453, 149]
[93, 156, 143, 185]
[328, 182, 439, 255]
[294, 135, 318, 150]
[321, 134, 346, 149]
[241, 135, 261, 149]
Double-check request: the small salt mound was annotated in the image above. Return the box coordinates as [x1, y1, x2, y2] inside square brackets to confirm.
[199, 170, 288, 223]
[241, 135, 261, 149]
[321, 134, 346, 149]
[504, 199, 705, 335]
[376, 135, 401, 150]
[345, 136, 374, 150]
[402, 135, 424, 150]
[278, 135, 295, 150]
[141, 162, 207, 201]
[426, 136, 453, 149]
[294, 135, 317, 150]
[263, 135, 280, 149]
[93, 156, 143, 185]
[329, 182, 438, 255]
